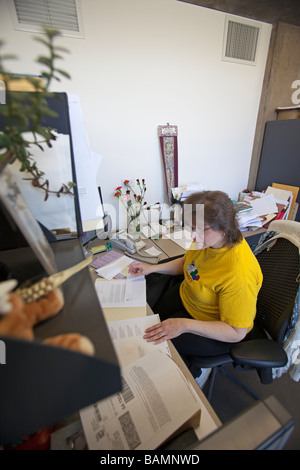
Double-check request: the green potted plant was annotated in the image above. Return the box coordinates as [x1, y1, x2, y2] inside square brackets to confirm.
[0, 27, 74, 200]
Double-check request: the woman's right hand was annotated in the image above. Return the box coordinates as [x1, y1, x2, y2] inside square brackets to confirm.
[128, 262, 153, 277]
[129, 256, 184, 278]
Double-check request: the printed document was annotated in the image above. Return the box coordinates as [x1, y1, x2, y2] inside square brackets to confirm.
[107, 315, 171, 367]
[80, 350, 201, 450]
[94, 276, 146, 308]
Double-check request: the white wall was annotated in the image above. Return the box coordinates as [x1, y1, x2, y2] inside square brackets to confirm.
[0, 0, 272, 229]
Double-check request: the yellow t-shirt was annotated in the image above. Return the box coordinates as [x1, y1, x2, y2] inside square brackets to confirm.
[180, 238, 263, 331]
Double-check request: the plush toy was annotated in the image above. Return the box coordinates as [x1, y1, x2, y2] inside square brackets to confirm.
[0, 256, 95, 356]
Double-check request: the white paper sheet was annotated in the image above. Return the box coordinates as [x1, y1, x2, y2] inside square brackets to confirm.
[67, 94, 103, 222]
[265, 186, 291, 203]
[107, 315, 171, 367]
[237, 211, 263, 230]
[94, 276, 146, 307]
[145, 246, 162, 256]
[247, 193, 278, 217]
[124, 275, 146, 304]
[95, 255, 133, 280]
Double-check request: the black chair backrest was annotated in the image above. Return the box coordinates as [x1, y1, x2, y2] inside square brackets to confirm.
[255, 237, 299, 344]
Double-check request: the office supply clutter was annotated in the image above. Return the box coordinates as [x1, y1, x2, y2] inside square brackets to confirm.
[236, 184, 299, 231]
[171, 183, 207, 202]
[233, 202, 253, 213]
[110, 231, 161, 261]
[110, 232, 146, 255]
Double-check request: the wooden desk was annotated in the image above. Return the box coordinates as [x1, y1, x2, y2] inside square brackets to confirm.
[88, 236, 172, 264]
[168, 343, 221, 443]
[152, 237, 186, 260]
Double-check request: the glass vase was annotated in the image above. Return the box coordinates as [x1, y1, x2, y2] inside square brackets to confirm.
[128, 214, 141, 237]
[127, 205, 142, 238]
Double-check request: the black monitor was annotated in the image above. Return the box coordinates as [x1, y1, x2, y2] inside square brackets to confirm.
[80, 229, 97, 246]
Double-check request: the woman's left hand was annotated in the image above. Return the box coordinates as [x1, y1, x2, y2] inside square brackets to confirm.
[143, 318, 186, 344]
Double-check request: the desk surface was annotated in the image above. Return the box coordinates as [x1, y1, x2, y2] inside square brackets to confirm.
[87, 226, 265, 265]
[157, 317, 221, 442]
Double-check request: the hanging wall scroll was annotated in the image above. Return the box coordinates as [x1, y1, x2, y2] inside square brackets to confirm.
[158, 123, 178, 205]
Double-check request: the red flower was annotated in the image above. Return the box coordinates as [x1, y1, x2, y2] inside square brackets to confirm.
[113, 178, 159, 214]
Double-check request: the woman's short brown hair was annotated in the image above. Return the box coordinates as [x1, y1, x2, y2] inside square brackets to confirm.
[183, 190, 243, 247]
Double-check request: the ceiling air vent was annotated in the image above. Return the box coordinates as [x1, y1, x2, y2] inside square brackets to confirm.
[222, 16, 261, 66]
[8, 0, 85, 39]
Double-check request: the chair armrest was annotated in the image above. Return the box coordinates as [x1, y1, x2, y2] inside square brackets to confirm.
[230, 339, 287, 368]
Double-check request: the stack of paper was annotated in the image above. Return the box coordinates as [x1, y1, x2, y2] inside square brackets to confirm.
[237, 185, 297, 231]
[80, 311, 201, 450]
[271, 183, 299, 221]
[237, 211, 264, 231]
[265, 186, 292, 221]
[237, 192, 277, 231]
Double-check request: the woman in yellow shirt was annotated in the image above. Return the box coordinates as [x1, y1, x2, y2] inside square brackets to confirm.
[128, 190, 263, 376]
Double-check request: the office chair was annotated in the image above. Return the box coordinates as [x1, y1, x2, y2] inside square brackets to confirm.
[189, 220, 300, 402]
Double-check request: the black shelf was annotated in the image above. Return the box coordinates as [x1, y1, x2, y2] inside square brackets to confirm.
[0, 239, 121, 446]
